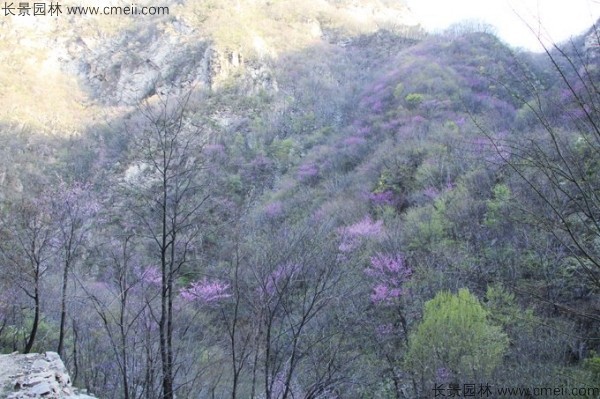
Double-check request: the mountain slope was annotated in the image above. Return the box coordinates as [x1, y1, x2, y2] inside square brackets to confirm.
[0, 2, 599, 398]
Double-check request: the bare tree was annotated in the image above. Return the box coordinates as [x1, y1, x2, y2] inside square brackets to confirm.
[0, 198, 53, 353]
[124, 93, 208, 399]
[242, 222, 349, 399]
[49, 180, 99, 358]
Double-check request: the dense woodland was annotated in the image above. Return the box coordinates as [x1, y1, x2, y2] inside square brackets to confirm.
[0, 2, 599, 398]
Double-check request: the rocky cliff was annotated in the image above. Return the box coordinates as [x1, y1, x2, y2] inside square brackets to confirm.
[0, 352, 95, 399]
[0, 0, 421, 131]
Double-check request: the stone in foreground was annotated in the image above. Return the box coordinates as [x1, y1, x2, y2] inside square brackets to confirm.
[0, 352, 96, 398]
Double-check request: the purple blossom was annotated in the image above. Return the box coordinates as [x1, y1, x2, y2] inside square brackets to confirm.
[394, 125, 412, 140]
[343, 136, 366, 146]
[262, 263, 301, 297]
[467, 75, 486, 91]
[140, 266, 162, 286]
[244, 155, 273, 183]
[365, 253, 412, 305]
[375, 323, 394, 337]
[87, 280, 110, 295]
[297, 162, 319, 182]
[423, 186, 440, 199]
[411, 115, 426, 124]
[338, 240, 358, 253]
[357, 126, 372, 137]
[180, 279, 231, 303]
[360, 94, 377, 106]
[381, 119, 402, 132]
[338, 217, 383, 253]
[372, 83, 386, 92]
[204, 144, 225, 156]
[270, 371, 290, 398]
[343, 217, 383, 237]
[472, 136, 509, 164]
[204, 144, 225, 154]
[473, 136, 490, 152]
[264, 201, 283, 218]
[371, 100, 384, 113]
[436, 367, 452, 383]
[369, 191, 395, 206]
[422, 99, 442, 112]
[367, 253, 409, 275]
[311, 208, 327, 223]
[371, 284, 403, 303]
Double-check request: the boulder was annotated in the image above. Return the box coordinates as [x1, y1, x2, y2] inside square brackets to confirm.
[0, 352, 96, 399]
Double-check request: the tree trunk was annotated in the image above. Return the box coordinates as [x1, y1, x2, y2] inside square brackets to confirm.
[24, 282, 39, 354]
[72, 319, 79, 384]
[159, 280, 173, 399]
[159, 183, 174, 399]
[57, 259, 70, 357]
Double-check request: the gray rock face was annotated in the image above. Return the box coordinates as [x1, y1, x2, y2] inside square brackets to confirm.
[0, 352, 96, 399]
[58, 19, 276, 106]
[60, 21, 213, 105]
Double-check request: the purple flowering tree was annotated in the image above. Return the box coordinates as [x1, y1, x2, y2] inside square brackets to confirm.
[368, 190, 396, 207]
[296, 162, 320, 184]
[228, 223, 350, 399]
[337, 216, 383, 253]
[365, 252, 416, 398]
[263, 201, 284, 219]
[366, 253, 412, 305]
[180, 279, 231, 303]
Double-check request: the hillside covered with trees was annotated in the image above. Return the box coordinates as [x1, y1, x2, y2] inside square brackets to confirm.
[0, 1, 599, 398]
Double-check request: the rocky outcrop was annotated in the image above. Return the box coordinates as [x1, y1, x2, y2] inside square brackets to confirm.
[58, 19, 278, 105]
[61, 20, 212, 105]
[0, 352, 95, 399]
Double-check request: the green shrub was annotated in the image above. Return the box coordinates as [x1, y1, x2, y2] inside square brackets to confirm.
[406, 288, 508, 387]
[405, 93, 424, 109]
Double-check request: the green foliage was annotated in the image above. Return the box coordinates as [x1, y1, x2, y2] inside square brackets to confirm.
[403, 199, 448, 251]
[268, 138, 296, 165]
[406, 288, 509, 385]
[227, 174, 243, 196]
[413, 153, 447, 190]
[404, 92, 424, 110]
[584, 352, 600, 384]
[484, 284, 535, 334]
[484, 183, 511, 228]
[393, 83, 405, 100]
[0, 311, 58, 354]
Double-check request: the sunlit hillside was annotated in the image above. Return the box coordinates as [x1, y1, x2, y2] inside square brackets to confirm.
[0, 19, 86, 132]
[179, 0, 418, 54]
[0, 0, 421, 134]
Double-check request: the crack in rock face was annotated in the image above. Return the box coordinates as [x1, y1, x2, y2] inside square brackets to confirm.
[0, 352, 96, 399]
